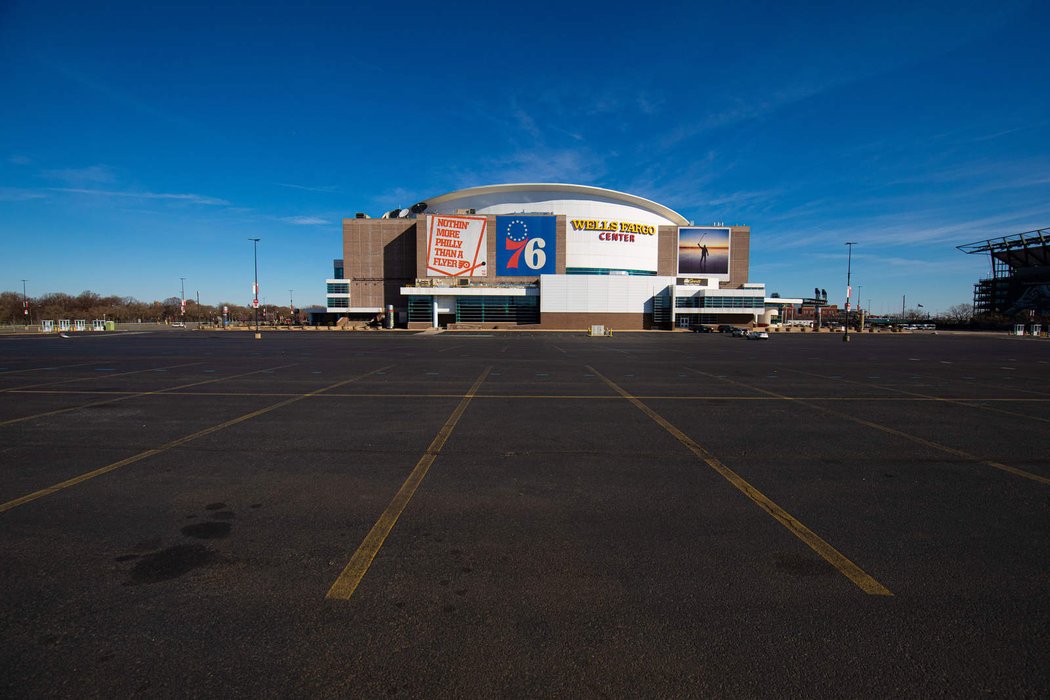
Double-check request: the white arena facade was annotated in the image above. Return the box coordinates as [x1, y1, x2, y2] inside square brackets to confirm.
[324, 183, 794, 330]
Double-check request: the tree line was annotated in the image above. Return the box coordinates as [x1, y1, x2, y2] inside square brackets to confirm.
[0, 290, 297, 325]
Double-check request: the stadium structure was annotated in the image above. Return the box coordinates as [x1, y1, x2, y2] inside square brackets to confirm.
[324, 183, 799, 330]
[958, 226, 1050, 315]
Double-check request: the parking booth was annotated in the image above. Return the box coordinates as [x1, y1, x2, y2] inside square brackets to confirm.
[58, 320, 71, 332]
[92, 319, 106, 331]
[1013, 323, 1025, 336]
[1032, 324, 1042, 337]
[41, 320, 55, 333]
[74, 320, 87, 332]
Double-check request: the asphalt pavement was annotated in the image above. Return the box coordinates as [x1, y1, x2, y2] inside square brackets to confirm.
[1, 329, 1047, 697]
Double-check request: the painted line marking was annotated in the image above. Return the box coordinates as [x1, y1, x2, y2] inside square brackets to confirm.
[8, 389, 1050, 403]
[0, 361, 101, 376]
[784, 367, 1050, 426]
[692, 368, 1050, 487]
[0, 365, 392, 514]
[587, 365, 891, 596]
[0, 362, 202, 394]
[326, 366, 492, 602]
[0, 364, 297, 428]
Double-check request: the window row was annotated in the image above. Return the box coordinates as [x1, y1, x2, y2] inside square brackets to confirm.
[675, 296, 763, 308]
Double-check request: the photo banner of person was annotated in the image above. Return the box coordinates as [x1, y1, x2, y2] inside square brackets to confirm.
[677, 227, 731, 277]
[426, 214, 488, 277]
[495, 215, 556, 276]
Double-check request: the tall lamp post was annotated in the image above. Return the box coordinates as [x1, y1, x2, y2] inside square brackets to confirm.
[249, 238, 261, 334]
[843, 241, 857, 342]
[180, 277, 186, 318]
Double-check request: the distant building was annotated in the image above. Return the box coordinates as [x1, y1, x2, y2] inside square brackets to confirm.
[959, 227, 1050, 315]
[324, 183, 801, 329]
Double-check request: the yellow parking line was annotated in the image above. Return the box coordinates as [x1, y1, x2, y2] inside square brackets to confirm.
[688, 368, 1050, 487]
[0, 361, 202, 394]
[784, 367, 1050, 424]
[0, 364, 297, 427]
[326, 366, 492, 601]
[0, 361, 101, 376]
[0, 365, 392, 514]
[588, 365, 893, 596]
[12, 388, 1050, 403]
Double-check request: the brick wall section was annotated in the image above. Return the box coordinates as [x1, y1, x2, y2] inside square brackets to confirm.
[539, 312, 648, 330]
[723, 226, 750, 289]
[342, 219, 416, 309]
[658, 226, 678, 276]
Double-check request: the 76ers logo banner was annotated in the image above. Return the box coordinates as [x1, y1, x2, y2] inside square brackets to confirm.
[495, 215, 556, 276]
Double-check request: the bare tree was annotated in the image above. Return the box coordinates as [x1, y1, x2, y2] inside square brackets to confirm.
[939, 303, 973, 325]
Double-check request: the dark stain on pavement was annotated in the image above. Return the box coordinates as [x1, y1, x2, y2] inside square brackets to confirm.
[205, 502, 226, 510]
[126, 544, 217, 584]
[181, 521, 231, 539]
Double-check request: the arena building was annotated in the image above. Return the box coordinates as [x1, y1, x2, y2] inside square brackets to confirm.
[325, 183, 794, 330]
[958, 226, 1050, 316]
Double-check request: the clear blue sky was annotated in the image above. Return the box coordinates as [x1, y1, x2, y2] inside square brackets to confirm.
[2, 0, 1048, 313]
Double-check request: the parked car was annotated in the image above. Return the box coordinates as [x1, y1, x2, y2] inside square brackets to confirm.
[691, 324, 714, 333]
[748, 330, 769, 340]
[730, 327, 749, 337]
[171, 321, 186, 328]
[717, 324, 735, 333]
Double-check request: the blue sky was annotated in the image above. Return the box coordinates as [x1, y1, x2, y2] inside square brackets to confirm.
[2, 0, 1048, 313]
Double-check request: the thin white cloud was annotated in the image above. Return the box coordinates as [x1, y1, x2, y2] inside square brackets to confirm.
[0, 187, 47, 201]
[48, 188, 230, 205]
[43, 165, 117, 186]
[280, 216, 330, 225]
[277, 183, 340, 193]
[458, 148, 607, 189]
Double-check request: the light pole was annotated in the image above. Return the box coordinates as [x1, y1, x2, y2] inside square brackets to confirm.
[249, 238, 261, 334]
[180, 277, 186, 318]
[289, 289, 294, 324]
[21, 279, 28, 328]
[843, 242, 857, 342]
[857, 285, 863, 332]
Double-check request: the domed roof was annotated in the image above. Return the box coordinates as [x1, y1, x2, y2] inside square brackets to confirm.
[422, 183, 689, 227]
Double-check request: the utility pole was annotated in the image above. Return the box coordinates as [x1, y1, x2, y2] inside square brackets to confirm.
[843, 242, 856, 342]
[249, 238, 261, 336]
[289, 289, 295, 324]
[857, 285, 864, 332]
[180, 277, 186, 317]
[21, 279, 28, 328]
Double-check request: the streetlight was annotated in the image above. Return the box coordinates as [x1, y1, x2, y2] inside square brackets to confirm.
[21, 279, 28, 328]
[857, 285, 863, 331]
[844, 242, 857, 342]
[249, 238, 261, 334]
[180, 277, 186, 318]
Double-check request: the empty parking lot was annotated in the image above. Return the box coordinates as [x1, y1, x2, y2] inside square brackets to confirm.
[1, 330, 1047, 697]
